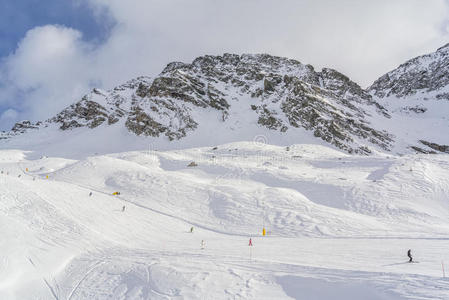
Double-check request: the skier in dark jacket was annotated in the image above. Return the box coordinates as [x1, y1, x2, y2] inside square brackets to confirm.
[407, 249, 413, 262]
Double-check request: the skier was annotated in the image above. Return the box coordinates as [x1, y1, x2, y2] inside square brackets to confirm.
[248, 238, 253, 246]
[190, 227, 194, 233]
[122, 205, 126, 212]
[407, 249, 413, 262]
[201, 240, 205, 249]
[89, 192, 93, 197]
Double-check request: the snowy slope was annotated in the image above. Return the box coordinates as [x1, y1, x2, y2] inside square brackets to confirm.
[369, 44, 449, 154]
[2, 48, 449, 299]
[1, 143, 449, 299]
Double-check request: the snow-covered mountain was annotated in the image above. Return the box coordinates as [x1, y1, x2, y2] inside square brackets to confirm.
[1, 54, 394, 156]
[2, 47, 449, 157]
[368, 44, 449, 154]
[369, 43, 449, 100]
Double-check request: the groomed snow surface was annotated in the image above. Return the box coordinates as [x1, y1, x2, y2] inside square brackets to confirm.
[1, 142, 449, 299]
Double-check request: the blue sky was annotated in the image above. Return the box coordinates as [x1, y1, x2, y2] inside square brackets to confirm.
[0, 0, 448, 130]
[0, 0, 114, 128]
[0, 0, 112, 57]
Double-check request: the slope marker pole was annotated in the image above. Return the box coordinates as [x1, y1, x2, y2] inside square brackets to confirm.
[442, 261, 446, 278]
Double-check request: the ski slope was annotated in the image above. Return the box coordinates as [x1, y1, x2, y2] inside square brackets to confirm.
[1, 143, 449, 299]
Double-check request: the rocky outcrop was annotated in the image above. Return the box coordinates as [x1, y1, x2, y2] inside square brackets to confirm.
[369, 44, 449, 99]
[154, 54, 393, 154]
[418, 140, 449, 154]
[11, 120, 41, 133]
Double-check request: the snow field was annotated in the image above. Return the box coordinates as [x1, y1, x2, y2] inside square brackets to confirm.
[1, 143, 449, 299]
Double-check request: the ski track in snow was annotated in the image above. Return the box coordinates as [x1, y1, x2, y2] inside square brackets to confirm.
[1, 143, 449, 299]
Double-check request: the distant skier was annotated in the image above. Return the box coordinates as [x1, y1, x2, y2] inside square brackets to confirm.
[201, 240, 205, 249]
[248, 238, 253, 246]
[122, 205, 126, 212]
[89, 192, 93, 197]
[190, 227, 194, 233]
[407, 249, 413, 262]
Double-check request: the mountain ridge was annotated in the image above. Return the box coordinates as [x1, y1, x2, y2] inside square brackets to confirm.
[2, 48, 449, 156]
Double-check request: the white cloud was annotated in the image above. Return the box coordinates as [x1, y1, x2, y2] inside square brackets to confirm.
[0, 25, 96, 125]
[87, 0, 449, 86]
[1, 0, 449, 129]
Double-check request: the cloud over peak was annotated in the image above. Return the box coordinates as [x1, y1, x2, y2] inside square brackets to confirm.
[1, 0, 449, 129]
[0, 25, 97, 128]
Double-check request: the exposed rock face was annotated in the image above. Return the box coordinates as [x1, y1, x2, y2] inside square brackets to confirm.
[11, 120, 41, 133]
[0, 120, 41, 140]
[151, 54, 392, 154]
[418, 140, 449, 154]
[369, 44, 449, 99]
[52, 98, 110, 130]
[3, 53, 396, 154]
[401, 106, 427, 114]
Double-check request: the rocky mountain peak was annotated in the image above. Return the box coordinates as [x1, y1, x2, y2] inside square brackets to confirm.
[369, 45, 449, 99]
[2, 53, 397, 154]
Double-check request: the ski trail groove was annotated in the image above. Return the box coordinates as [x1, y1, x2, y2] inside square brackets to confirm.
[67, 260, 106, 300]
